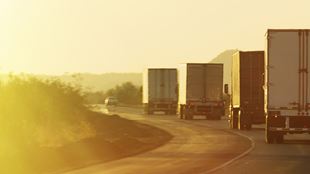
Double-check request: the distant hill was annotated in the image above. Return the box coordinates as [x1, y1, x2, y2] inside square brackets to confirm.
[209, 49, 237, 91]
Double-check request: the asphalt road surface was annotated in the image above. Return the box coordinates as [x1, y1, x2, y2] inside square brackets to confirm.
[63, 106, 310, 174]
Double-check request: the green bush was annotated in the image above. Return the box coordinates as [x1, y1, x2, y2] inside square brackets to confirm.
[106, 82, 142, 105]
[84, 91, 106, 104]
[0, 75, 95, 150]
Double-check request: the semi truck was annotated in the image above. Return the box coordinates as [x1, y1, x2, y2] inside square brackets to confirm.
[178, 63, 224, 120]
[143, 68, 178, 115]
[265, 29, 310, 143]
[230, 51, 265, 130]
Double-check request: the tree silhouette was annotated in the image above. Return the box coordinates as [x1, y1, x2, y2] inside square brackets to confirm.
[106, 82, 142, 105]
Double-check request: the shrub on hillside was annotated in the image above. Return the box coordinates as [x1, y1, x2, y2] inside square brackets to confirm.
[106, 82, 142, 105]
[84, 91, 106, 104]
[0, 75, 96, 150]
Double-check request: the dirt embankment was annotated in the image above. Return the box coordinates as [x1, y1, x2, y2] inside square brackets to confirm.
[2, 112, 172, 174]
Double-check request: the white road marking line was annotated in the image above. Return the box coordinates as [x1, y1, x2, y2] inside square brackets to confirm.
[200, 130, 255, 174]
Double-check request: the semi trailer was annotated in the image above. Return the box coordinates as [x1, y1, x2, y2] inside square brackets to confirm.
[265, 29, 310, 143]
[143, 68, 178, 115]
[178, 63, 224, 120]
[230, 51, 265, 130]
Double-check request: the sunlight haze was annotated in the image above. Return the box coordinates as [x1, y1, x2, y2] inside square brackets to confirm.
[1, 0, 310, 74]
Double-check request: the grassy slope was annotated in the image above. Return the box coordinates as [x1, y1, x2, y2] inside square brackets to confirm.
[0, 76, 171, 174]
[1, 111, 172, 174]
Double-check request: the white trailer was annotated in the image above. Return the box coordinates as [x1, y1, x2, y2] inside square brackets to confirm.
[143, 68, 178, 115]
[178, 63, 224, 120]
[265, 29, 310, 143]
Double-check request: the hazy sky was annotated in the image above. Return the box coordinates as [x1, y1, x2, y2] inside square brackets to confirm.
[1, 0, 310, 75]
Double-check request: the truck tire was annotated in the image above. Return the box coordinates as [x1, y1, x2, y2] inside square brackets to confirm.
[169, 110, 177, 115]
[229, 112, 233, 128]
[188, 114, 193, 120]
[275, 134, 284, 144]
[144, 104, 154, 115]
[266, 128, 282, 144]
[265, 115, 281, 144]
[238, 110, 252, 130]
[266, 129, 275, 144]
[230, 109, 238, 129]
[213, 109, 222, 120]
[238, 110, 246, 130]
[184, 111, 190, 120]
[265, 116, 275, 143]
[179, 105, 184, 119]
[184, 109, 188, 120]
[184, 107, 193, 120]
[144, 105, 149, 115]
[147, 110, 153, 115]
[246, 123, 252, 130]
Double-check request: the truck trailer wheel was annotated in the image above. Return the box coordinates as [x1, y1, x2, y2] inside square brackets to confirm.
[144, 105, 149, 115]
[238, 110, 246, 130]
[188, 114, 193, 120]
[184, 107, 193, 120]
[213, 109, 222, 120]
[147, 110, 153, 115]
[229, 113, 233, 128]
[238, 110, 252, 130]
[169, 110, 177, 115]
[144, 104, 154, 115]
[266, 131, 283, 144]
[246, 123, 252, 130]
[266, 117, 274, 143]
[230, 109, 238, 129]
[179, 105, 184, 119]
[266, 130, 273, 144]
[275, 134, 284, 144]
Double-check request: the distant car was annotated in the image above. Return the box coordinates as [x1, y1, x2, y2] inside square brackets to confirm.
[105, 97, 118, 106]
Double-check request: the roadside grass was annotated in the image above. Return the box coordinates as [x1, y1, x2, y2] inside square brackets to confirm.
[0, 75, 172, 174]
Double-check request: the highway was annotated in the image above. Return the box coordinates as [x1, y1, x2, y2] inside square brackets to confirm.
[63, 106, 310, 174]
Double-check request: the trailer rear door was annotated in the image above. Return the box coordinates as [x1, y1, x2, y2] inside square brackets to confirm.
[267, 30, 309, 115]
[205, 64, 223, 102]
